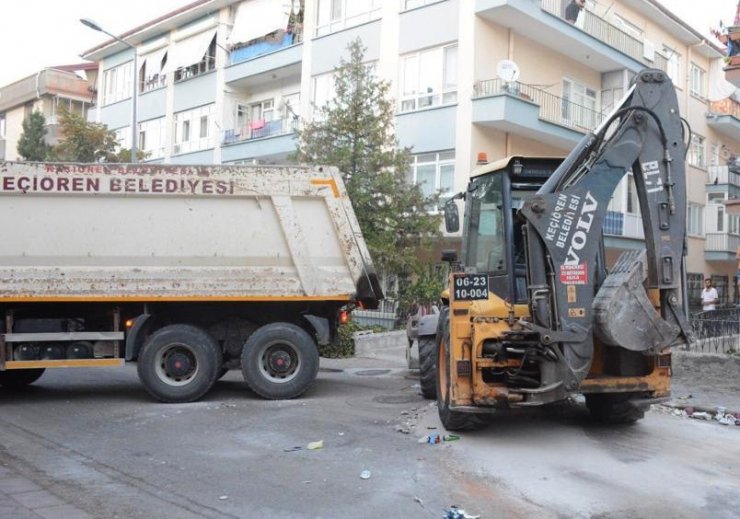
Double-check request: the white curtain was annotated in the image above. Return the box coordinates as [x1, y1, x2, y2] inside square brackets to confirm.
[227, 0, 290, 46]
[709, 57, 738, 102]
[162, 29, 216, 74]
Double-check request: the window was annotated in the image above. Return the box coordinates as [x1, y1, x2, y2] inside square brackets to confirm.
[139, 50, 167, 93]
[687, 272, 703, 309]
[113, 127, 131, 150]
[315, 0, 381, 36]
[662, 46, 680, 84]
[561, 78, 598, 130]
[102, 62, 133, 105]
[312, 73, 336, 113]
[689, 63, 706, 98]
[408, 151, 455, 198]
[399, 44, 458, 112]
[0, 113, 5, 139]
[707, 193, 726, 233]
[709, 142, 720, 168]
[174, 35, 216, 83]
[174, 105, 215, 154]
[137, 117, 166, 159]
[688, 134, 705, 168]
[687, 203, 704, 236]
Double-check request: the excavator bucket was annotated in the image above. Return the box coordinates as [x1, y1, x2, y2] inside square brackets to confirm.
[593, 250, 680, 352]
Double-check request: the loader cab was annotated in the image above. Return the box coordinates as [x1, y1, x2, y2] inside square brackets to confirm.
[445, 156, 563, 304]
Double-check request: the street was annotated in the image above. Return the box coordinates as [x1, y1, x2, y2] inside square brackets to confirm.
[0, 342, 739, 519]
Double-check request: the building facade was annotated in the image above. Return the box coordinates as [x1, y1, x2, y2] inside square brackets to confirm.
[0, 65, 97, 161]
[81, 0, 738, 308]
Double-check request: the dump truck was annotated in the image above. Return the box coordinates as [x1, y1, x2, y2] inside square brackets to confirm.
[419, 68, 694, 429]
[0, 161, 382, 402]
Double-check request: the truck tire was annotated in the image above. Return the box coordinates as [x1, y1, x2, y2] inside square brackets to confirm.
[418, 336, 437, 399]
[436, 322, 485, 431]
[137, 324, 222, 403]
[585, 393, 646, 424]
[0, 369, 45, 389]
[241, 322, 319, 400]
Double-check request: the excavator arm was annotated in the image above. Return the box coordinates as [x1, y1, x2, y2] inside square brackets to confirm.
[519, 69, 694, 392]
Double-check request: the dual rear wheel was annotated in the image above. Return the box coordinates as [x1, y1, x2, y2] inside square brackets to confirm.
[137, 322, 319, 403]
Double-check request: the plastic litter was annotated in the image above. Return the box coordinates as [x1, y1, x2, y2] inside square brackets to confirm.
[218, 496, 229, 501]
[690, 412, 710, 420]
[307, 440, 324, 450]
[418, 436, 429, 444]
[360, 470, 371, 480]
[427, 433, 441, 444]
[444, 505, 481, 519]
[414, 496, 424, 506]
[443, 434, 461, 442]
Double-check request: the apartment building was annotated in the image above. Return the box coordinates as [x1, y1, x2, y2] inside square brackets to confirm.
[0, 64, 97, 161]
[81, 0, 738, 307]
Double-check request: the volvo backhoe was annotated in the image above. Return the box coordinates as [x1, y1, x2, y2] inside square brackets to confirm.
[426, 68, 694, 430]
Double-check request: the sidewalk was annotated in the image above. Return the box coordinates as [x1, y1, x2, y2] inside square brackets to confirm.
[0, 464, 93, 519]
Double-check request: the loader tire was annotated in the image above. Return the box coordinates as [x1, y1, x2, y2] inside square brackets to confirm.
[0, 369, 45, 389]
[418, 336, 437, 400]
[241, 322, 319, 400]
[585, 393, 646, 425]
[137, 324, 222, 403]
[436, 321, 485, 432]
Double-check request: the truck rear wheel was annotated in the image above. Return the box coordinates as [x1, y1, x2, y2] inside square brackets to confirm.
[585, 393, 646, 424]
[436, 324, 485, 431]
[241, 322, 319, 400]
[418, 336, 437, 399]
[0, 369, 45, 389]
[137, 324, 222, 403]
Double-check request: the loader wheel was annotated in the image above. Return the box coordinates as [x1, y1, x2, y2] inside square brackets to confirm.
[436, 322, 485, 431]
[585, 393, 646, 425]
[241, 322, 319, 400]
[137, 324, 222, 403]
[0, 369, 45, 389]
[418, 336, 437, 400]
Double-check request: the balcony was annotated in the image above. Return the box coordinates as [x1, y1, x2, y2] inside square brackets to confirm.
[475, 0, 668, 73]
[226, 33, 303, 89]
[603, 211, 645, 239]
[705, 232, 740, 262]
[472, 79, 603, 148]
[220, 118, 299, 163]
[707, 98, 740, 141]
[722, 27, 740, 87]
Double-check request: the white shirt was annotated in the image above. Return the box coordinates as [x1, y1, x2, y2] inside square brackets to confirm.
[701, 287, 718, 311]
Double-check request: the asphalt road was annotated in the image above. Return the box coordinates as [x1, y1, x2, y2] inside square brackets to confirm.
[0, 346, 738, 519]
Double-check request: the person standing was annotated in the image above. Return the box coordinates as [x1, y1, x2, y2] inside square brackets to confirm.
[701, 278, 719, 312]
[565, 0, 586, 23]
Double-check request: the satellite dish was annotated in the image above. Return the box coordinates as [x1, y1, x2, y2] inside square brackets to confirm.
[496, 60, 520, 83]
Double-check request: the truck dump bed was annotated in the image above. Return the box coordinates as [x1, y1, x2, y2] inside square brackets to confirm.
[0, 161, 381, 306]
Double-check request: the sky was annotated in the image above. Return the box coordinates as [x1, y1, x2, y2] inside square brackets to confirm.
[0, 0, 736, 87]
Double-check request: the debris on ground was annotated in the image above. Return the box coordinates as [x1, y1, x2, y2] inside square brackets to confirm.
[360, 470, 371, 480]
[218, 495, 229, 501]
[414, 496, 424, 507]
[443, 434, 461, 442]
[283, 446, 303, 452]
[690, 411, 711, 420]
[307, 440, 324, 450]
[444, 505, 481, 519]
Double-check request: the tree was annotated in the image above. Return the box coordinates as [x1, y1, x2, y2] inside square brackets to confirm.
[49, 107, 139, 163]
[17, 111, 50, 161]
[294, 39, 441, 293]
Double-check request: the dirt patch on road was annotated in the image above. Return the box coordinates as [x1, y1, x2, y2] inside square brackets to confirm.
[671, 351, 740, 412]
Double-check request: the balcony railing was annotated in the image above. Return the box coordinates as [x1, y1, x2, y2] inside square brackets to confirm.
[473, 79, 605, 133]
[222, 117, 299, 145]
[710, 98, 740, 119]
[230, 30, 303, 66]
[603, 210, 644, 239]
[708, 165, 740, 187]
[705, 232, 740, 253]
[540, 0, 668, 72]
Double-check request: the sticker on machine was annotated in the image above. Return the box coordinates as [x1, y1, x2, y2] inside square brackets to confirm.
[560, 263, 588, 285]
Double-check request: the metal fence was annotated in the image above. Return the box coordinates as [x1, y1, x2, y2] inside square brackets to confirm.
[688, 308, 740, 354]
[352, 299, 400, 330]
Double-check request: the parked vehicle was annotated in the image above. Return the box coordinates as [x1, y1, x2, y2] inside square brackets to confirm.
[0, 161, 382, 402]
[421, 69, 695, 429]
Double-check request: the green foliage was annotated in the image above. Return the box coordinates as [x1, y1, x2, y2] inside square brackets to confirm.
[320, 321, 385, 358]
[399, 264, 448, 316]
[16, 111, 50, 161]
[293, 38, 442, 281]
[49, 107, 146, 163]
